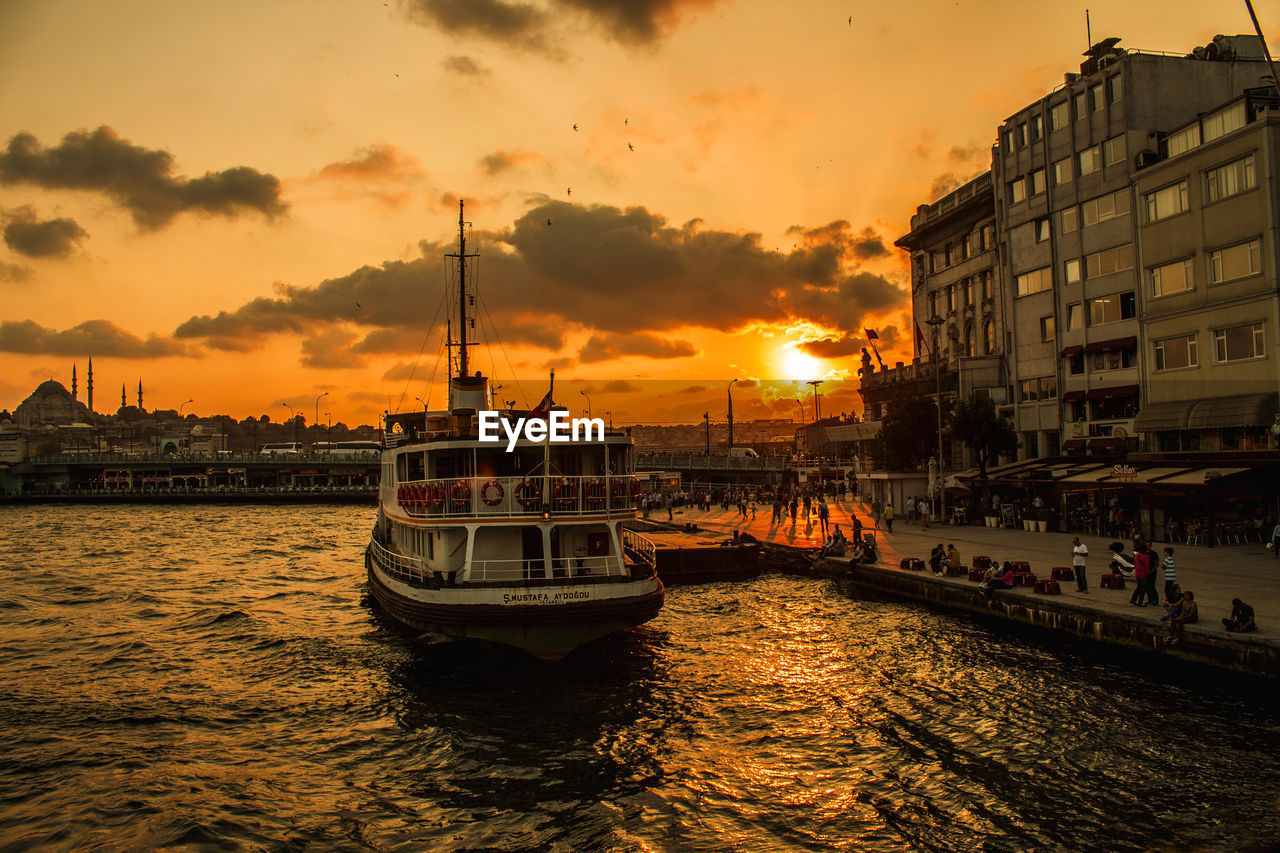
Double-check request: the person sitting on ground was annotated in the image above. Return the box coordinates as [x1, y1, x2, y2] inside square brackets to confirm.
[821, 525, 847, 558]
[1159, 584, 1184, 622]
[928, 543, 945, 575]
[1168, 590, 1198, 643]
[983, 561, 1015, 593]
[947, 544, 961, 575]
[1222, 598, 1257, 633]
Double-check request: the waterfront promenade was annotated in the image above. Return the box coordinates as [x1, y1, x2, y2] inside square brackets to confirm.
[661, 497, 1279, 647]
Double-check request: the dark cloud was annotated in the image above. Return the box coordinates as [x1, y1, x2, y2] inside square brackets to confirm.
[0, 260, 33, 282]
[478, 148, 546, 176]
[0, 127, 286, 230]
[797, 335, 864, 359]
[679, 384, 707, 393]
[0, 319, 194, 357]
[600, 379, 640, 392]
[300, 328, 362, 369]
[402, 0, 562, 57]
[442, 55, 491, 76]
[578, 331, 697, 363]
[850, 226, 889, 260]
[553, 0, 720, 45]
[381, 361, 419, 381]
[173, 201, 909, 366]
[3, 207, 87, 258]
[735, 379, 757, 388]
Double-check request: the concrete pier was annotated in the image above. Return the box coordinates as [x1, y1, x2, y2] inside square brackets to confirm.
[662, 497, 1280, 678]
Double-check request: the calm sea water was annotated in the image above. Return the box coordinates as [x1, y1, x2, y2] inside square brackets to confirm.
[1, 504, 1278, 852]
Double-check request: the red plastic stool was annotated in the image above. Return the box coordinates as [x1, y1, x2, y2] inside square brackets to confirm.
[1100, 573, 1125, 589]
[1050, 566, 1075, 581]
[1034, 579, 1061, 594]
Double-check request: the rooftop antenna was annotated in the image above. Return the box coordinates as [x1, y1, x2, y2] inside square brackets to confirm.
[1086, 9, 1091, 51]
[1244, 0, 1280, 98]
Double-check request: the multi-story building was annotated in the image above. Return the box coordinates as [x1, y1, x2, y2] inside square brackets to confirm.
[992, 35, 1271, 459]
[1131, 88, 1280, 451]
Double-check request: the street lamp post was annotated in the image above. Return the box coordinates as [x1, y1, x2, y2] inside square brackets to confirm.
[580, 389, 591, 417]
[605, 410, 613, 430]
[178, 398, 193, 418]
[807, 379, 822, 456]
[315, 391, 329, 440]
[280, 402, 296, 447]
[926, 315, 946, 524]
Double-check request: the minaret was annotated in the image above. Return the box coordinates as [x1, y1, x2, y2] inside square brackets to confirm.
[72, 364, 77, 399]
[87, 356, 94, 413]
[137, 380, 144, 411]
[121, 383, 127, 410]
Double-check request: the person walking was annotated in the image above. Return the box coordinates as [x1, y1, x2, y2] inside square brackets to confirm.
[1130, 543, 1153, 606]
[906, 495, 916, 523]
[1072, 536, 1089, 592]
[1161, 547, 1178, 603]
[883, 502, 895, 533]
[817, 497, 830, 538]
[919, 497, 931, 530]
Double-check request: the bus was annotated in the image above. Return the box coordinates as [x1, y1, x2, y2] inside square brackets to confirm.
[310, 440, 383, 458]
[259, 442, 304, 455]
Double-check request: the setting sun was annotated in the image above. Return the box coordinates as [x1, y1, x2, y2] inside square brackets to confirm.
[779, 344, 825, 382]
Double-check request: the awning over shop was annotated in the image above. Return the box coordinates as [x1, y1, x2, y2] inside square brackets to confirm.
[1088, 437, 1127, 453]
[1148, 466, 1250, 486]
[1097, 466, 1188, 484]
[1062, 390, 1086, 403]
[1083, 336, 1137, 354]
[1056, 464, 1111, 483]
[1060, 345, 1084, 358]
[1061, 439, 1086, 451]
[1185, 392, 1279, 430]
[1132, 399, 1196, 432]
[1084, 384, 1140, 401]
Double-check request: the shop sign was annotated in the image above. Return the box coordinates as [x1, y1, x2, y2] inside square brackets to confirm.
[1111, 464, 1138, 479]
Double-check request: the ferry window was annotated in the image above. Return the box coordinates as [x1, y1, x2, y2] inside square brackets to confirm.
[405, 452, 425, 481]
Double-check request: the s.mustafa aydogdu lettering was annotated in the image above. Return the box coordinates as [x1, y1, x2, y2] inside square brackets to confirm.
[478, 410, 605, 452]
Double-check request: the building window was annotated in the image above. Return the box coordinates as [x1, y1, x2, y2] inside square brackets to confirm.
[1154, 333, 1198, 371]
[1068, 352, 1085, 375]
[1078, 146, 1102, 176]
[1091, 395, 1139, 420]
[1092, 347, 1137, 371]
[1104, 136, 1126, 166]
[1074, 92, 1088, 120]
[1031, 168, 1046, 195]
[1091, 83, 1104, 111]
[1015, 266, 1053, 296]
[961, 278, 972, 307]
[1165, 123, 1201, 158]
[984, 320, 995, 355]
[981, 269, 993, 301]
[947, 241, 961, 265]
[1041, 375, 1057, 399]
[946, 285, 956, 312]
[1214, 322, 1266, 362]
[1041, 315, 1056, 341]
[1064, 258, 1081, 284]
[1017, 123, 1028, 147]
[966, 229, 983, 257]
[1050, 101, 1070, 131]
[1149, 258, 1194, 298]
[1066, 302, 1082, 331]
[1009, 177, 1026, 204]
[1020, 378, 1039, 402]
[1144, 180, 1188, 222]
[1030, 115, 1043, 141]
[1088, 291, 1136, 325]
[1209, 239, 1261, 285]
[1053, 157, 1072, 185]
[1202, 102, 1247, 143]
[1060, 207, 1078, 234]
[1085, 243, 1135, 278]
[1205, 154, 1256, 202]
[1081, 189, 1131, 227]
[1035, 218, 1050, 242]
[1107, 75, 1123, 103]
[982, 223, 994, 249]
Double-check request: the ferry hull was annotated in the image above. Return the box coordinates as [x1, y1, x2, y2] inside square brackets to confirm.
[366, 553, 664, 661]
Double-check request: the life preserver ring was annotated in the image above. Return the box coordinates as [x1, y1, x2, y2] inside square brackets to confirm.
[583, 478, 605, 506]
[480, 479, 505, 506]
[554, 478, 578, 506]
[450, 480, 471, 507]
[427, 483, 445, 509]
[515, 479, 540, 508]
[610, 478, 630, 502]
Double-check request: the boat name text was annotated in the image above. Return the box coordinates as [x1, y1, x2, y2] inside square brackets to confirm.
[478, 411, 605, 452]
[501, 590, 593, 604]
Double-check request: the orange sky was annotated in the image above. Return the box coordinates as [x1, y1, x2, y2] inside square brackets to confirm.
[0, 0, 1264, 427]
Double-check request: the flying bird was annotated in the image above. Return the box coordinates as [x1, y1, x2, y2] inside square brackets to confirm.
[624, 117, 629, 126]
[573, 123, 578, 131]
[848, 15, 852, 24]
[546, 218, 552, 226]
[628, 142, 634, 151]
[567, 187, 572, 196]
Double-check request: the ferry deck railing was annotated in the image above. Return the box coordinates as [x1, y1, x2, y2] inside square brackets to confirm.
[621, 529, 657, 571]
[368, 538, 428, 585]
[392, 473, 639, 520]
[468, 555, 624, 583]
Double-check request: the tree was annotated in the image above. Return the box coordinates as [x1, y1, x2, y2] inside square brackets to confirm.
[951, 393, 1019, 480]
[872, 397, 940, 471]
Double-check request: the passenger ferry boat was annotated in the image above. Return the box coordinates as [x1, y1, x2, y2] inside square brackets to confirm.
[365, 202, 663, 661]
